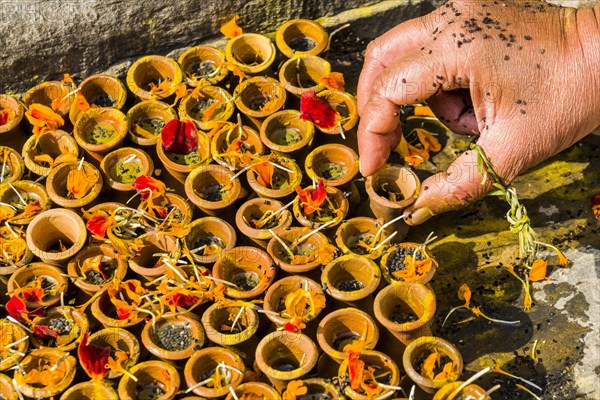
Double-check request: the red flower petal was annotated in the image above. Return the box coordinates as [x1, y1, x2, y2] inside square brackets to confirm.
[172, 293, 198, 308]
[299, 90, 339, 129]
[133, 175, 166, 200]
[6, 295, 44, 323]
[593, 193, 600, 218]
[295, 178, 328, 214]
[284, 322, 300, 333]
[33, 325, 59, 340]
[87, 214, 111, 237]
[161, 119, 198, 155]
[78, 332, 110, 380]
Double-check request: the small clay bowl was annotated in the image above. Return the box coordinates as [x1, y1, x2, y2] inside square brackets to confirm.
[21, 129, 79, 177]
[0, 180, 51, 225]
[126, 55, 183, 100]
[178, 45, 228, 86]
[100, 147, 154, 191]
[127, 100, 177, 146]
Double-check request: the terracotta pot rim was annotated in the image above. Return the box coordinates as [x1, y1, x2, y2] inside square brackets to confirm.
[226, 381, 282, 400]
[141, 312, 206, 360]
[432, 382, 490, 400]
[70, 74, 128, 125]
[315, 90, 359, 134]
[91, 289, 146, 328]
[321, 254, 381, 301]
[126, 100, 178, 146]
[15, 348, 76, 399]
[225, 33, 277, 74]
[26, 209, 87, 263]
[22, 81, 73, 116]
[246, 155, 302, 198]
[263, 275, 325, 325]
[0, 180, 51, 225]
[128, 233, 177, 277]
[184, 346, 245, 397]
[260, 110, 315, 154]
[156, 131, 212, 174]
[373, 282, 437, 332]
[266, 227, 329, 273]
[126, 55, 183, 100]
[233, 76, 287, 118]
[185, 164, 242, 210]
[0, 319, 29, 371]
[179, 86, 235, 131]
[338, 350, 400, 398]
[365, 164, 420, 210]
[0, 94, 25, 134]
[7, 262, 69, 308]
[201, 302, 259, 345]
[334, 217, 389, 260]
[67, 244, 128, 293]
[279, 55, 331, 96]
[178, 45, 228, 86]
[235, 197, 293, 241]
[293, 186, 349, 229]
[210, 124, 264, 170]
[212, 246, 275, 299]
[88, 327, 140, 380]
[45, 161, 103, 208]
[118, 360, 181, 400]
[21, 129, 79, 177]
[100, 147, 154, 191]
[255, 331, 319, 381]
[380, 242, 438, 285]
[316, 307, 379, 363]
[0, 146, 25, 185]
[60, 380, 119, 400]
[73, 107, 129, 153]
[185, 216, 237, 264]
[275, 19, 329, 58]
[305, 143, 359, 187]
[29, 306, 89, 351]
[402, 336, 464, 390]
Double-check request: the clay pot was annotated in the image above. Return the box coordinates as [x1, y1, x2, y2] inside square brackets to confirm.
[433, 382, 492, 400]
[88, 327, 140, 379]
[260, 110, 314, 159]
[30, 306, 88, 351]
[46, 161, 103, 208]
[212, 246, 276, 300]
[225, 33, 276, 75]
[365, 164, 419, 238]
[26, 209, 86, 264]
[157, 192, 195, 224]
[301, 378, 342, 400]
[235, 198, 293, 249]
[316, 308, 379, 364]
[0, 373, 18, 400]
[233, 76, 287, 125]
[293, 185, 349, 229]
[184, 347, 245, 398]
[126, 55, 183, 101]
[0, 94, 26, 150]
[128, 233, 177, 281]
[118, 360, 181, 400]
[100, 147, 154, 191]
[275, 19, 329, 58]
[380, 242, 438, 285]
[316, 90, 359, 134]
[7, 263, 68, 308]
[185, 164, 242, 216]
[263, 276, 325, 326]
[335, 217, 391, 260]
[266, 227, 330, 274]
[69, 74, 128, 125]
[23, 81, 74, 117]
[0, 146, 24, 186]
[60, 381, 119, 400]
[246, 155, 302, 200]
[14, 348, 76, 399]
[156, 130, 212, 184]
[210, 123, 264, 170]
[403, 336, 464, 394]
[279, 55, 331, 96]
[321, 255, 381, 303]
[0, 237, 32, 276]
[87, 201, 124, 215]
[179, 86, 235, 131]
[178, 45, 228, 86]
[225, 382, 281, 400]
[305, 144, 359, 189]
[73, 107, 128, 162]
[91, 286, 146, 329]
[184, 217, 237, 264]
[0, 180, 50, 225]
[127, 100, 178, 146]
[21, 129, 79, 177]
[0, 318, 29, 372]
[373, 282, 436, 346]
[338, 350, 400, 400]
[255, 331, 319, 392]
[201, 302, 259, 346]
[67, 244, 128, 295]
[141, 312, 206, 361]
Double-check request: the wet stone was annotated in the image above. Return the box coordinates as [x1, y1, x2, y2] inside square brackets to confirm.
[152, 324, 192, 351]
[47, 317, 72, 335]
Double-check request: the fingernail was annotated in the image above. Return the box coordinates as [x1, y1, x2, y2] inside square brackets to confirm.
[359, 159, 365, 176]
[405, 207, 434, 226]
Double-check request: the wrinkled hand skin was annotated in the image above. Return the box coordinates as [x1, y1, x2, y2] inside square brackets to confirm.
[357, 0, 600, 225]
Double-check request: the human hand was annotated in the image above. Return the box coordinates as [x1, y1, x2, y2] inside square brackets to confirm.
[357, 0, 600, 225]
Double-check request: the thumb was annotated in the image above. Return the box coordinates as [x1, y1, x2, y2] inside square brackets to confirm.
[404, 149, 492, 226]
